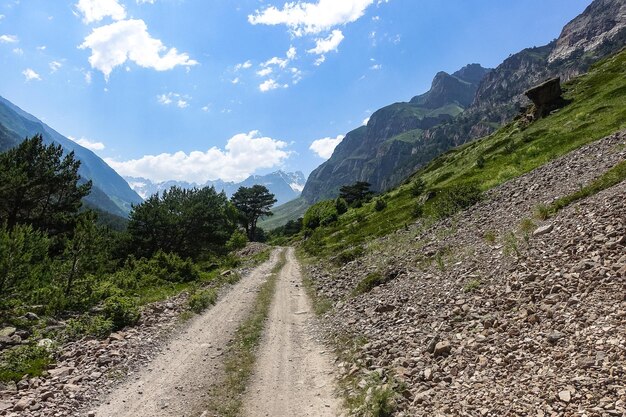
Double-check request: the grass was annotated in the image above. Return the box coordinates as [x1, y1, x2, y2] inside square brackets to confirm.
[299, 49, 626, 259]
[205, 250, 286, 417]
[0, 345, 52, 382]
[547, 160, 626, 215]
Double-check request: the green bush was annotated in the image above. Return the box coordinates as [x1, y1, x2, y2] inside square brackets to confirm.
[0, 345, 52, 382]
[410, 178, 426, 197]
[63, 315, 114, 341]
[432, 183, 482, 218]
[374, 198, 387, 212]
[333, 246, 365, 266]
[102, 296, 140, 330]
[303, 200, 339, 230]
[335, 197, 349, 215]
[413, 203, 425, 218]
[187, 288, 218, 313]
[226, 230, 248, 252]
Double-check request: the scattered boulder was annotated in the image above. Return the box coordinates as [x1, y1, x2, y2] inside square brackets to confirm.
[525, 77, 564, 118]
[533, 224, 554, 237]
[0, 327, 16, 337]
[433, 341, 451, 357]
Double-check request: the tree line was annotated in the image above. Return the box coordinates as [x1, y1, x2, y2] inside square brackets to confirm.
[0, 135, 275, 319]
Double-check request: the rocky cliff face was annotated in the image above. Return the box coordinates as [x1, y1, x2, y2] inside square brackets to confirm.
[300, 0, 626, 205]
[302, 64, 490, 202]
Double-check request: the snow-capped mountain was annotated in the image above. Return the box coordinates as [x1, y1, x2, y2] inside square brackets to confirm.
[125, 170, 307, 206]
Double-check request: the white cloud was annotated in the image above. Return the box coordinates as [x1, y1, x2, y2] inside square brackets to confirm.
[75, 0, 126, 24]
[68, 136, 105, 151]
[105, 131, 290, 183]
[79, 19, 198, 80]
[286, 46, 297, 59]
[137, 0, 156, 4]
[231, 77, 240, 84]
[259, 79, 288, 92]
[49, 61, 62, 72]
[248, 0, 376, 36]
[157, 92, 190, 108]
[37, 45, 46, 51]
[235, 60, 252, 71]
[310, 135, 344, 159]
[0, 15, 5, 21]
[307, 29, 344, 55]
[313, 55, 326, 66]
[12, 48, 23, 55]
[84, 71, 92, 84]
[22, 68, 41, 81]
[262, 56, 289, 69]
[256, 67, 272, 77]
[363, 117, 370, 126]
[201, 105, 211, 112]
[0, 34, 18, 43]
[370, 63, 381, 70]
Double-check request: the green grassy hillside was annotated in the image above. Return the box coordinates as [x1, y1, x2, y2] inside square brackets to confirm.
[302, 49, 626, 258]
[259, 197, 310, 231]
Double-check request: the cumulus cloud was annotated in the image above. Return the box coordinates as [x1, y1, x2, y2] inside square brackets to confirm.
[68, 136, 105, 151]
[79, 19, 197, 80]
[0, 34, 18, 43]
[256, 67, 272, 77]
[309, 135, 344, 159]
[105, 131, 290, 183]
[248, 0, 376, 36]
[259, 79, 288, 92]
[307, 29, 344, 54]
[75, 0, 126, 24]
[22, 68, 41, 81]
[157, 92, 190, 108]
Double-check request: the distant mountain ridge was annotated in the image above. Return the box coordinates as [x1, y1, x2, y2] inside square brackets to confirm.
[0, 96, 143, 216]
[125, 170, 306, 206]
[302, 63, 491, 202]
[300, 0, 625, 205]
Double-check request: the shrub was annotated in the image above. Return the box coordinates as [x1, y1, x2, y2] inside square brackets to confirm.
[534, 204, 550, 220]
[353, 272, 387, 295]
[303, 200, 339, 230]
[410, 178, 426, 197]
[226, 230, 248, 252]
[475, 155, 485, 169]
[333, 246, 365, 266]
[335, 197, 349, 215]
[374, 198, 387, 212]
[187, 288, 218, 313]
[0, 345, 52, 382]
[63, 315, 114, 341]
[102, 296, 140, 330]
[432, 183, 482, 218]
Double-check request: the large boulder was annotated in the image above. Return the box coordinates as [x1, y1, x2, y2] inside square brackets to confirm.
[524, 78, 563, 118]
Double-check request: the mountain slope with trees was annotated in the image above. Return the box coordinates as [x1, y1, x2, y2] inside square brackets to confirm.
[0, 96, 143, 216]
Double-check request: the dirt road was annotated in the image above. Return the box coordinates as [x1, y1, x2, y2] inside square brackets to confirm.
[241, 247, 340, 417]
[93, 250, 283, 417]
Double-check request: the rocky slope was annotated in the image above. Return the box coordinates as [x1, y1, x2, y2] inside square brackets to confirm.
[299, 0, 626, 207]
[126, 170, 306, 207]
[302, 64, 491, 202]
[306, 130, 626, 416]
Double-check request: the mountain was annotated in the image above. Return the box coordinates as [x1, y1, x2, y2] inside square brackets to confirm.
[125, 170, 306, 207]
[302, 64, 491, 202]
[300, 0, 625, 205]
[0, 96, 143, 216]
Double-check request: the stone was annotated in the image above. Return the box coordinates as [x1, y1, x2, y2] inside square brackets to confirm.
[547, 331, 565, 344]
[12, 397, 31, 412]
[533, 224, 554, 237]
[37, 338, 54, 349]
[48, 366, 75, 378]
[558, 390, 571, 403]
[433, 341, 452, 357]
[24, 312, 40, 321]
[0, 327, 16, 337]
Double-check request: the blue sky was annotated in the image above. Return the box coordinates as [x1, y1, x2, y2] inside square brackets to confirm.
[0, 0, 591, 183]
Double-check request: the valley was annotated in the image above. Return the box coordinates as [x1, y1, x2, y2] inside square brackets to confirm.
[0, 1, 625, 416]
